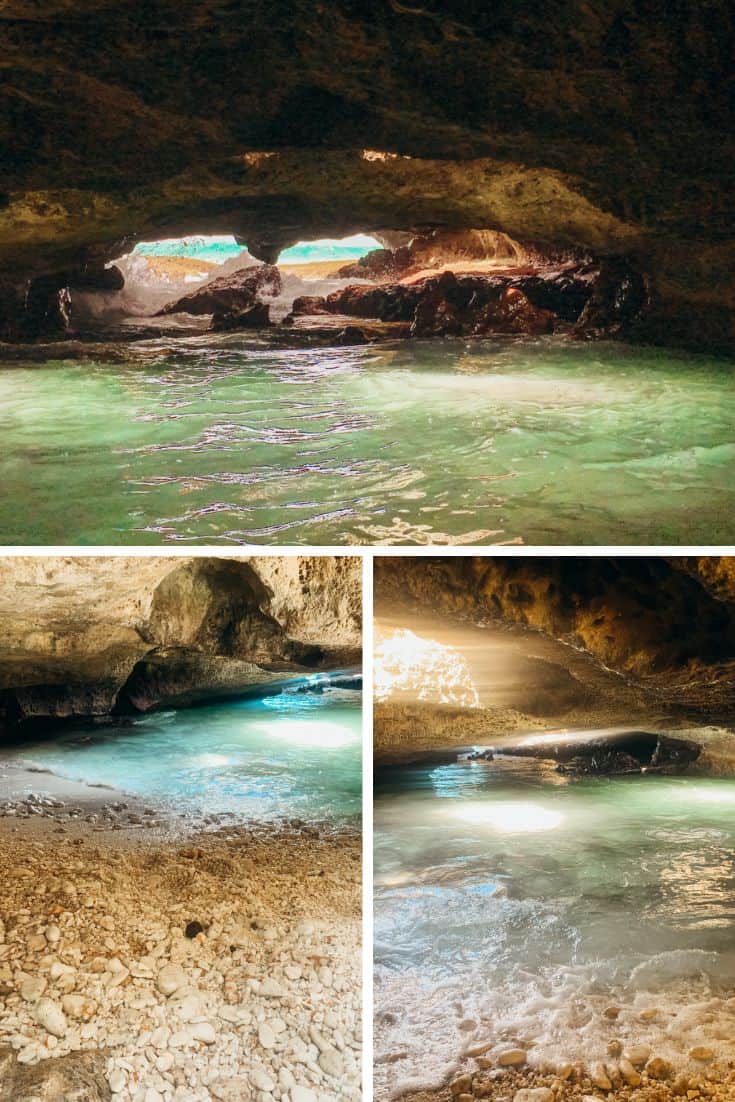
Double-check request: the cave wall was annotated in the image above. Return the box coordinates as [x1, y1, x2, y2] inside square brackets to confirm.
[375, 556, 735, 683]
[1, 1, 733, 351]
[0, 554, 361, 730]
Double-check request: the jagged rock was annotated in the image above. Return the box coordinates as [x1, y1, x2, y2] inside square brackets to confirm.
[289, 295, 331, 317]
[471, 286, 554, 336]
[0, 556, 361, 737]
[210, 300, 272, 330]
[337, 245, 413, 280]
[323, 266, 590, 338]
[68, 265, 125, 293]
[574, 257, 649, 340]
[333, 325, 373, 345]
[19, 275, 73, 339]
[155, 265, 281, 317]
[512, 730, 701, 774]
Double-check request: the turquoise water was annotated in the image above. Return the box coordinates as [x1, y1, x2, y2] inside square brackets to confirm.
[4, 685, 362, 822]
[133, 234, 380, 264]
[1, 337, 734, 545]
[374, 753, 735, 1092]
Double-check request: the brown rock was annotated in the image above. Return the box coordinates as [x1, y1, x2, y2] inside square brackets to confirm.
[646, 1056, 674, 1080]
[156, 265, 281, 317]
[211, 301, 272, 330]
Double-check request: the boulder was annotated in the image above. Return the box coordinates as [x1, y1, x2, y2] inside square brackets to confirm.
[155, 264, 281, 316]
[210, 301, 272, 330]
[508, 729, 702, 775]
[289, 295, 331, 317]
[472, 287, 555, 336]
[574, 257, 648, 339]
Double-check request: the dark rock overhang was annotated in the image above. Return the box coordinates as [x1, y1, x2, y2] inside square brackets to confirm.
[0, 1, 733, 353]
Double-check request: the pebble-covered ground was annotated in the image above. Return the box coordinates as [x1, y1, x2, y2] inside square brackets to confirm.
[0, 791, 362, 1102]
[391, 1051, 735, 1102]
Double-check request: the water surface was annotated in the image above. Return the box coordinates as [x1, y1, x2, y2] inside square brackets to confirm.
[1, 685, 362, 822]
[374, 752, 735, 1094]
[1, 338, 733, 544]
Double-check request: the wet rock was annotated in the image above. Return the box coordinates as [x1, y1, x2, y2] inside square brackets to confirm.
[289, 294, 331, 317]
[513, 1090, 554, 1102]
[156, 264, 281, 317]
[646, 1056, 674, 1080]
[497, 1049, 527, 1067]
[68, 265, 125, 293]
[589, 1061, 612, 1090]
[690, 1046, 715, 1062]
[514, 730, 701, 775]
[623, 1044, 651, 1067]
[574, 257, 648, 340]
[20, 274, 73, 339]
[337, 245, 413, 280]
[472, 287, 555, 336]
[210, 300, 272, 330]
[619, 1057, 642, 1086]
[333, 325, 373, 345]
[450, 1073, 473, 1094]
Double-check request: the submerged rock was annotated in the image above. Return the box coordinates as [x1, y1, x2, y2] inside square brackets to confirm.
[156, 264, 281, 317]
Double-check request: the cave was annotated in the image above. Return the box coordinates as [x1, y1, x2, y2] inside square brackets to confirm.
[374, 554, 735, 1101]
[0, 554, 363, 1100]
[1, 2, 732, 546]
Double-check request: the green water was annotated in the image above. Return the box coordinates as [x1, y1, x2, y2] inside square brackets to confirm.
[1, 336, 734, 545]
[2, 685, 362, 822]
[374, 752, 735, 1093]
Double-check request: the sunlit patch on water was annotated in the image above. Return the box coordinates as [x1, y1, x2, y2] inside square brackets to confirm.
[374, 751, 735, 1096]
[1, 337, 734, 544]
[0, 686, 362, 822]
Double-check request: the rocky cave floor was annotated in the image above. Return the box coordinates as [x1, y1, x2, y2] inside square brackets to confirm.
[396, 1062, 735, 1102]
[0, 792, 362, 1102]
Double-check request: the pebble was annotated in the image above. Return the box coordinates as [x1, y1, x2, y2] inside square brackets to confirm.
[497, 1049, 527, 1067]
[251, 1067, 276, 1092]
[259, 1022, 276, 1048]
[191, 1021, 216, 1044]
[20, 975, 46, 1002]
[690, 1046, 715, 1062]
[108, 1069, 127, 1093]
[33, 996, 67, 1037]
[318, 1047, 344, 1078]
[624, 1044, 651, 1067]
[450, 1074, 473, 1094]
[647, 1056, 674, 1080]
[291, 1088, 317, 1102]
[259, 977, 287, 997]
[157, 962, 188, 996]
[589, 1061, 612, 1090]
[619, 1056, 642, 1086]
[513, 1091, 554, 1102]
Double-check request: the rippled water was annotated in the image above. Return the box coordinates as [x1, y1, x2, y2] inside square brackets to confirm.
[1, 337, 734, 545]
[374, 753, 735, 1095]
[1, 686, 362, 822]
